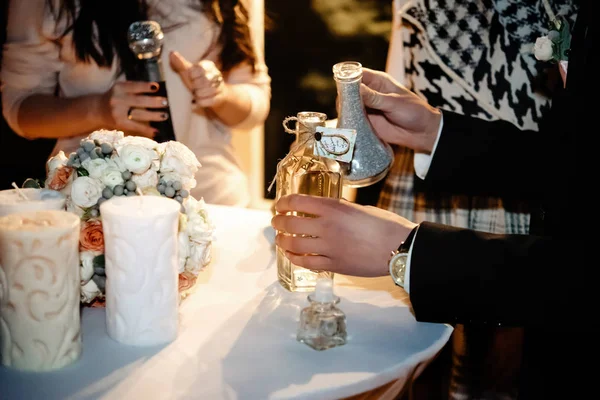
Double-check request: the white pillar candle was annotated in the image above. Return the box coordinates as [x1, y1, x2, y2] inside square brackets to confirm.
[0, 188, 66, 217]
[100, 196, 181, 346]
[0, 210, 81, 371]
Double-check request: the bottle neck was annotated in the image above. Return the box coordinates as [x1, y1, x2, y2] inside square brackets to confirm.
[308, 294, 340, 309]
[309, 301, 335, 311]
[296, 128, 319, 155]
[336, 78, 362, 112]
[297, 130, 313, 143]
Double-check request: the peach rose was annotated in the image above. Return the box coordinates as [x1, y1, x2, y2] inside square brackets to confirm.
[178, 271, 197, 292]
[48, 166, 74, 191]
[80, 219, 104, 253]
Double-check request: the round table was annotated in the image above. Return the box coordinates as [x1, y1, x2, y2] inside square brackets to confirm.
[0, 204, 453, 400]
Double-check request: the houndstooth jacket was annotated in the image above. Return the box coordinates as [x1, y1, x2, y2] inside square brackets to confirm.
[379, 0, 578, 234]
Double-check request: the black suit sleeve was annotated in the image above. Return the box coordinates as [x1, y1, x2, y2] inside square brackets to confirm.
[421, 111, 549, 202]
[409, 222, 551, 327]
[406, 0, 594, 335]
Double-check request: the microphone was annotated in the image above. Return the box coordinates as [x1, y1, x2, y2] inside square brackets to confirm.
[127, 21, 176, 143]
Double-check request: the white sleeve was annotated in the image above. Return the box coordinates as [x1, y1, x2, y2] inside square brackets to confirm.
[1, 0, 63, 137]
[403, 225, 420, 294]
[224, 0, 271, 130]
[413, 112, 444, 180]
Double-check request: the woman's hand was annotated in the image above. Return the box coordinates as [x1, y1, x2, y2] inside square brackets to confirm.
[359, 68, 442, 154]
[95, 81, 169, 138]
[271, 194, 417, 277]
[169, 51, 227, 108]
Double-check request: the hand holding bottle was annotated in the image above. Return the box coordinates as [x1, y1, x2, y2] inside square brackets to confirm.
[271, 193, 417, 277]
[169, 51, 227, 108]
[359, 67, 442, 154]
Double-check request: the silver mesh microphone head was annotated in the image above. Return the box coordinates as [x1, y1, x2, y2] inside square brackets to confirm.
[127, 21, 164, 60]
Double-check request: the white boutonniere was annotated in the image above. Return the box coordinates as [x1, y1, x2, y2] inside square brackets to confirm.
[534, 1, 572, 86]
[533, 16, 571, 63]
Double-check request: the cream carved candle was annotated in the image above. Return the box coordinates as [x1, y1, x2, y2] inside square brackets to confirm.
[100, 196, 181, 346]
[0, 188, 66, 218]
[0, 210, 81, 371]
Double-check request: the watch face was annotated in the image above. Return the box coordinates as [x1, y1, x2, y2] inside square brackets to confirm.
[389, 252, 408, 287]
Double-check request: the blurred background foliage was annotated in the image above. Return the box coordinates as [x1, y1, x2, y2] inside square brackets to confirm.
[263, 0, 392, 198]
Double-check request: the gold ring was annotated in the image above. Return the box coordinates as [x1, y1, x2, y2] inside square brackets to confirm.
[210, 75, 223, 88]
[127, 107, 134, 120]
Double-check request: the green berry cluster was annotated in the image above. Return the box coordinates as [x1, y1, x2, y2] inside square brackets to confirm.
[67, 139, 114, 168]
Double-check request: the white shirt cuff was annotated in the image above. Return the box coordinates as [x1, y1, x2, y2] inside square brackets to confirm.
[414, 112, 444, 180]
[404, 226, 420, 294]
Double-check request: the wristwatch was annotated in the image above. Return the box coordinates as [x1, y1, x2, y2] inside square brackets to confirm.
[389, 225, 419, 288]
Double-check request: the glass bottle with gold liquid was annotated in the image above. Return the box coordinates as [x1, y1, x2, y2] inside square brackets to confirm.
[275, 111, 342, 292]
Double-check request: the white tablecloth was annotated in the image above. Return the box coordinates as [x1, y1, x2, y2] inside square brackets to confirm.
[0, 204, 453, 400]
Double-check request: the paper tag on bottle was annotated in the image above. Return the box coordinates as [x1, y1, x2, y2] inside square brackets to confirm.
[313, 126, 356, 163]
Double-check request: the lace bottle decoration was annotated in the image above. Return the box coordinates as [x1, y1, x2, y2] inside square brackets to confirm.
[297, 277, 347, 351]
[274, 112, 340, 292]
[333, 61, 394, 187]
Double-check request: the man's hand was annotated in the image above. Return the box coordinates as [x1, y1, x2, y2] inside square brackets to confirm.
[360, 68, 442, 154]
[271, 194, 417, 277]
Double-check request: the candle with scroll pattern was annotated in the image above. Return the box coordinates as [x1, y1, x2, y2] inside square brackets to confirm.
[0, 210, 81, 371]
[0, 188, 66, 217]
[100, 196, 180, 346]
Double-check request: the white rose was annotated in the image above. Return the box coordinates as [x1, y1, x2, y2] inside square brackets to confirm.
[131, 169, 158, 190]
[89, 129, 124, 145]
[194, 196, 207, 211]
[116, 136, 161, 172]
[101, 166, 125, 189]
[186, 240, 212, 275]
[71, 176, 104, 208]
[117, 135, 159, 150]
[533, 36, 554, 61]
[183, 195, 210, 214]
[46, 151, 68, 176]
[81, 158, 108, 179]
[65, 196, 85, 218]
[80, 279, 101, 304]
[183, 195, 199, 214]
[80, 251, 97, 284]
[177, 232, 190, 273]
[186, 213, 214, 241]
[160, 141, 201, 179]
[117, 145, 159, 174]
[110, 154, 128, 172]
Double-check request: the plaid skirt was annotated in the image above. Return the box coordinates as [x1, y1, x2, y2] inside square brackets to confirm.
[377, 145, 531, 235]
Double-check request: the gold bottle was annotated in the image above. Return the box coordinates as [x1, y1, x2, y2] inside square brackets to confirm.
[275, 112, 341, 292]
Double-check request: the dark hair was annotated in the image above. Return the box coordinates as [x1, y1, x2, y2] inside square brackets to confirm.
[48, 0, 258, 76]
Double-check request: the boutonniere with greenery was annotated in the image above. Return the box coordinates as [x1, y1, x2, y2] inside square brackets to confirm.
[533, 15, 571, 63]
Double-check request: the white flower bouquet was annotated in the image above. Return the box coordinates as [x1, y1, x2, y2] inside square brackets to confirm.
[38, 129, 215, 306]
